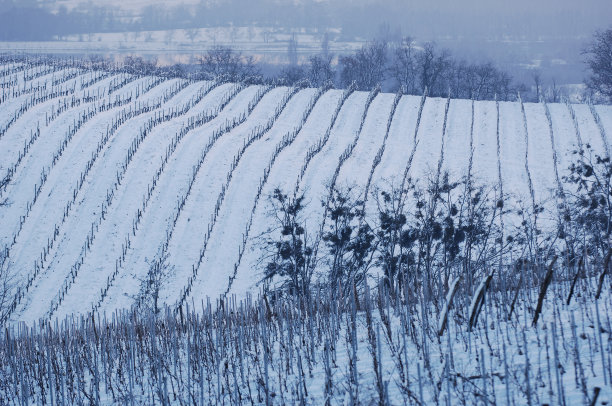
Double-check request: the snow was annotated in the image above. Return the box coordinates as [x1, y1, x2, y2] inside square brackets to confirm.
[573, 104, 607, 156]
[524, 102, 559, 229]
[56, 83, 266, 319]
[498, 100, 532, 229]
[334, 93, 394, 190]
[404, 97, 447, 185]
[547, 103, 582, 180]
[12, 78, 194, 320]
[442, 98, 475, 181]
[367, 95, 421, 188]
[182, 88, 344, 303]
[0, 74, 145, 248]
[228, 90, 364, 296]
[470, 100, 498, 190]
[1, 63, 612, 324]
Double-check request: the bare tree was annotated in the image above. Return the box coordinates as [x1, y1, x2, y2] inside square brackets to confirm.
[137, 250, 173, 317]
[389, 36, 418, 94]
[339, 40, 388, 90]
[389, 37, 514, 99]
[321, 32, 330, 59]
[417, 42, 451, 97]
[448, 60, 473, 99]
[532, 70, 542, 102]
[0, 246, 14, 326]
[123, 56, 158, 76]
[494, 70, 514, 101]
[287, 33, 298, 66]
[549, 77, 561, 103]
[472, 62, 496, 99]
[308, 54, 335, 87]
[199, 46, 260, 82]
[584, 28, 612, 103]
[279, 64, 306, 85]
[447, 60, 514, 101]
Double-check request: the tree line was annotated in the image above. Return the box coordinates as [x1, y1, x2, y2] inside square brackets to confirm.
[194, 29, 612, 102]
[195, 40, 516, 101]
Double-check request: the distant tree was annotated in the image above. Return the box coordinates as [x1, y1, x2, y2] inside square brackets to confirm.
[287, 33, 298, 66]
[447, 59, 471, 99]
[123, 56, 158, 76]
[339, 40, 388, 90]
[469, 62, 513, 101]
[584, 29, 612, 103]
[532, 70, 542, 102]
[389, 36, 418, 94]
[199, 46, 260, 82]
[472, 63, 497, 99]
[308, 54, 335, 87]
[158, 64, 185, 78]
[549, 78, 561, 103]
[279, 65, 306, 86]
[321, 32, 330, 59]
[493, 69, 514, 101]
[375, 22, 402, 45]
[416, 42, 451, 97]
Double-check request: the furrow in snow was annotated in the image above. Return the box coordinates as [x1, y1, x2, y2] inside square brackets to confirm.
[180, 88, 344, 305]
[16, 81, 227, 322]
[9, 79, 194, 321]
[229, 90, 366, 298]
[51, 85, 273, 318]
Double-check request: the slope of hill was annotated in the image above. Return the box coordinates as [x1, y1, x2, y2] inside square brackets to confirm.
[0, 63, 611, 324]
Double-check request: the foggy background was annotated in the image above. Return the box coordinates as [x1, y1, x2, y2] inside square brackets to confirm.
[0, 0, 610, 91]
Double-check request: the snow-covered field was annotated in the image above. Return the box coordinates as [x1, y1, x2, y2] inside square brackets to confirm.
[2, 62, 612, 406]
[0, 63, 611, 325]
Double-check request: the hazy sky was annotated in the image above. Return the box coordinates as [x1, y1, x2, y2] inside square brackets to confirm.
[50, 0, 612, 17]
[49, 0, 610, 39]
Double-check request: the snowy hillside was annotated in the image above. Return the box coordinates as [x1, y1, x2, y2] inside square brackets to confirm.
[1, 62, 611, 324]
